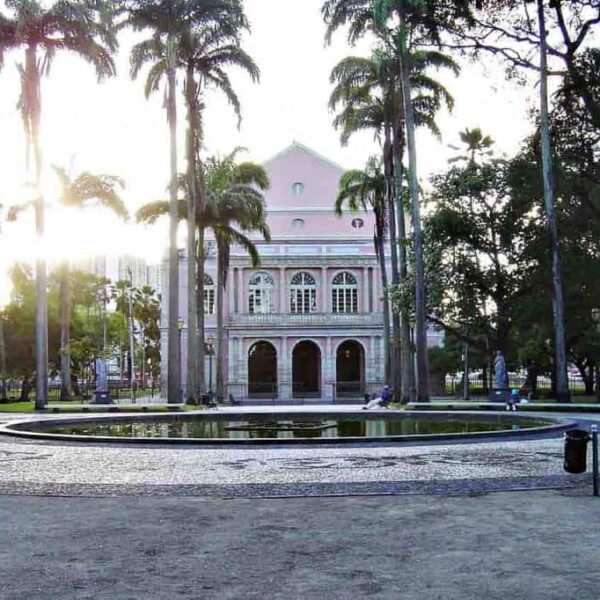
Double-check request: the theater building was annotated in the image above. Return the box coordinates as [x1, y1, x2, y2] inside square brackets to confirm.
[162, 142, 441, 402]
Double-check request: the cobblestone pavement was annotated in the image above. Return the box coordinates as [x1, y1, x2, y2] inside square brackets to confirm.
[0, 408, 592, 497]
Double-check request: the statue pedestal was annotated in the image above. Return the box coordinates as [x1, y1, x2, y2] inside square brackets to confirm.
[93, 391, 113, 405]
[489, 388, 511, 403]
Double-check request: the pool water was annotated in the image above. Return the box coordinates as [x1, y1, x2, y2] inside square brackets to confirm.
[34, 414, 552, 440]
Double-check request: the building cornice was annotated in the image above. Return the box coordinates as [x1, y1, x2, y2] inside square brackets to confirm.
[229, 256, 379, 267]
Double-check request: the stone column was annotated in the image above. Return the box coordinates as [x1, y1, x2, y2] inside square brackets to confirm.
[324, 336, 333, 402]
[239, 337, 247, 397]
[227, 336, 236, 395]
[237, 268, 244, 314]
[379, 336, 385, 385]
[363, 267, 369, 313]
[368, 335, 377, 388]
[280, 336, 289, 400]
[279, 267, 286, 313]
[229, 268, 236, 314]
[321, 267, 328, 313]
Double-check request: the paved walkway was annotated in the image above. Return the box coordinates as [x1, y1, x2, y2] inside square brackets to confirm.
[0, 408, 593, 497]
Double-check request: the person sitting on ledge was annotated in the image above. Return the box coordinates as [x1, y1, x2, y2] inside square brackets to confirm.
[506, 389, 520, 411]
[363, 385, 391, 410]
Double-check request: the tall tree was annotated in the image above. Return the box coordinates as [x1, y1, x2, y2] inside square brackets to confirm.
[128, 0, 258, 403]
[536, 0, 569, 402]
[180, 10, 258, 402]
[203, 151, 270, 401]
[452, 1, 600, 132]
[335, 158, 392, 383]
[327, 31, 458, 400]
[136, 152, 270, 402]
[128, 1, 181, 403]
[133, 285, 161, 390]
[0, 0, 116, 408]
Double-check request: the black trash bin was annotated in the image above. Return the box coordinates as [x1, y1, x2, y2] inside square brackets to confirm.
[564, 429, 591, 474]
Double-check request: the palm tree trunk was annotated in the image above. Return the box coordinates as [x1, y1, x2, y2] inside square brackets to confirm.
[140, 329, 146, 390]
[398, 12, 430, 401]
[383, 128, 401, 397]
[27, 45, 48, 410]
[166, 53, 181, 404]
[196, 230, 206, 395]
[537, 0, 569, 402]
[375, 235, 391, 384]
[128, 283, 136, 400]
[392, 121, 414, 403]
[0, 310, 6, 401]
[59, 261, 73, 399]
[216, 242, 226, 402]
[185, 64, 198, 404]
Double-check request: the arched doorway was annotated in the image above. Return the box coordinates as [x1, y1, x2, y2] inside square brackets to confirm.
[336, 340, 365, 396]
[248, 341, 278, 397]
[292, 341, 321, 397]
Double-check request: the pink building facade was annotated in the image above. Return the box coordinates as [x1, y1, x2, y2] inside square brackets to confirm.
[162, 143, 442, 401]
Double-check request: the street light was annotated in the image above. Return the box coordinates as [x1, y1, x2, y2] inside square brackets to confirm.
[206, 335, 215, 394]
[177, 318, 184, 400]
[592, 309, 600, 402]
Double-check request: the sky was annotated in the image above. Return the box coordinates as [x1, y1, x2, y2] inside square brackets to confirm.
[0, 0, 535, 306]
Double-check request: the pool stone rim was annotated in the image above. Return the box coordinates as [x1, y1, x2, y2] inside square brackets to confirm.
[0, 410, 578, 446]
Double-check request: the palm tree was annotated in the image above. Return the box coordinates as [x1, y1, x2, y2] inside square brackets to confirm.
[329, 45, 457, 401]
[133, 285, 160, 390]
[449, 127, 494, 165]
[136, 151, 270, 402]
[128, 1, 182, 403]
[179, 15, 258, 402]
[128, 0, 258, 403]
[335, 158, 391, 383]
[0, 0, 116, 408]
[110, 279, 132, 390]
[203, 151, 270, 401]
[52, 166, 127, 399]
[325, 0, 466, 401]
[449, 127, 496, 396]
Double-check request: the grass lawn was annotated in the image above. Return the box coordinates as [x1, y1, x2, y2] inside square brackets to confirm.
[0, 402, 204, 413]
[0, 402, 35, 413]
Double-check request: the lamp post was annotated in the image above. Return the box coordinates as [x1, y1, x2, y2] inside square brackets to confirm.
[177, 318, 184, 402]
[592, 309, 600, 402]
[206, 335, 215, 394]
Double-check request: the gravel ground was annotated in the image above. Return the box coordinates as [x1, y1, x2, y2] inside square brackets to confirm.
[0, 409, 597, 598]
[2, 490, 600, 599]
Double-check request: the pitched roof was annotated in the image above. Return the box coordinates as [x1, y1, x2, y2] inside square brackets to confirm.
[263, 140, 345, 172]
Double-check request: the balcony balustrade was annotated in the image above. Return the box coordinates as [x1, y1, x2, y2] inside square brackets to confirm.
[228, 312, 384, 329]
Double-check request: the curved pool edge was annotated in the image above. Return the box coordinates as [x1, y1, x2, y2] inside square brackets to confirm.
[0, 410, 579, 446]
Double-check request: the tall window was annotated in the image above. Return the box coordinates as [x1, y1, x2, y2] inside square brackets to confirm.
[249, 272, 275, 314]
[204, 273, 215, 315]
[290, 272, 317, 314]
[332, 272, 358, 313]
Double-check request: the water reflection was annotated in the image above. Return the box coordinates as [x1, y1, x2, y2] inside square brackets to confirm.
[41, 414, 550, 440]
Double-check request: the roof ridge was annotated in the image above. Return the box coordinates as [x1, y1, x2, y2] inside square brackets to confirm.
[263, 141, 345, 171]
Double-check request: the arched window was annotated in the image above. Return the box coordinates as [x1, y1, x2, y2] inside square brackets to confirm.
[332, 272, 358, 313]
[290, 272, 317, 314]
[249, 272, 275, 314]
[204, 273, 215, 315]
